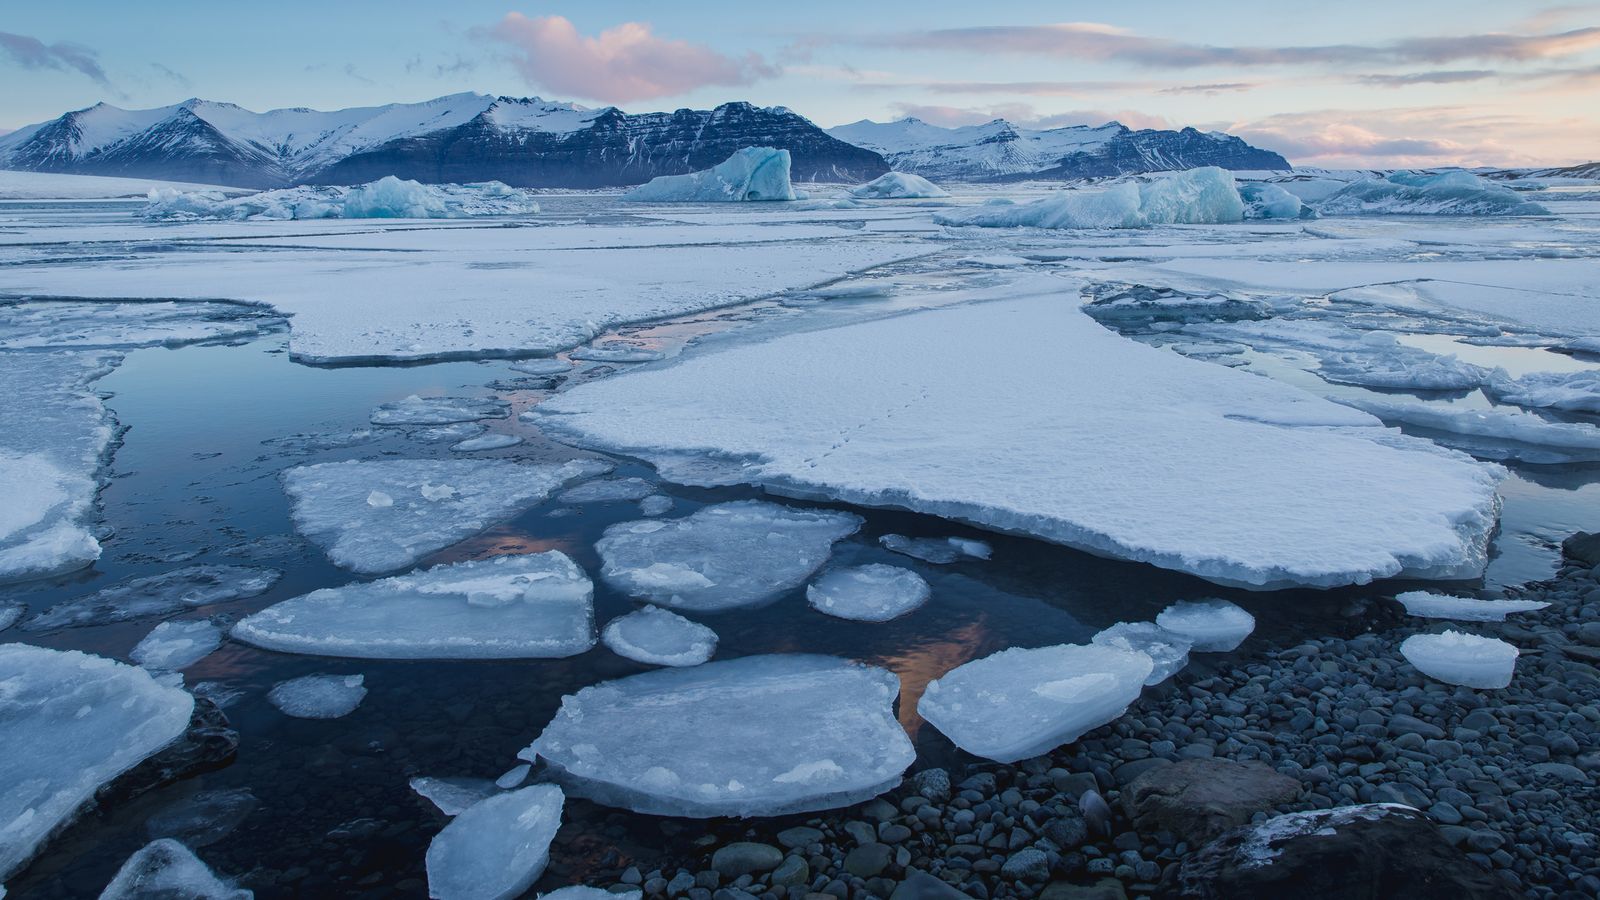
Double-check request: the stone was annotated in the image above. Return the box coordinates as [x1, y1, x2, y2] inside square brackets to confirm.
[771, 856, 810, 888]
[914, 768, 952, 802]
[712, 844, 783, 879]
[776, 827, 823, 850]
[1040, 880, 1127, 900]
[844, 842, 894, 878]
[1123, 758, 1301, 843]
[1000, 849, 1050, 882]
[889, 871, 972, 900]
[1562, 531, 1600, 567]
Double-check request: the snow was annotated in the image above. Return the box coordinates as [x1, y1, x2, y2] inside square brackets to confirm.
[1318, 172, 1550, 216]
[1091, 622, 1192, 684]
[267, 674, 367, 718]
[917, 644, 1154, 763]
[532, 280, 1503, 590]
[1238, 182, 1308, 220]
[0, 170, 247, 200]
[934, 168, 1244, 230]
[451, 434, 522, 453]
[1237, 804, 1413, 868]
[595, 501, 862, 612]
[426, 784, 564, 900]
[99, 839, 249, 900]
[411, 777, 497, 817]
[558, 477, 656, 505]
[848, 173, 950, 200]
[806, 565, 930, 622]
[1394, 591, 1549, 621]
[25, 565, 282, 631]
[1484, 369, 1600, 414]
[371, 396, 509, 426]
[601, 606, 718, 667]
[1335, 397, 1600, 463]
[233, 552, 594, 660]
[1155, 599, 1255, 652]
[283, 459, 609, 574]
[880, 535, 992, 565]
[1400, 631, 1518, 688]
[0, 645, 195, 881]
[131, 620, 224, 671]
[143, 177, 541, 221]
[625, 147, 797, 203]
[524, 654, 913, 817]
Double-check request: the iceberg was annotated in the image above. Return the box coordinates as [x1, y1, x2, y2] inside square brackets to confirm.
[601, 605, 718, 667]
[624, 147, 797, 203]
[1155, 599, 1255, 652]
[523, 655, 913, 817]
[370, 395, 510, 426]
[1484, 369, 1600, 414]
[143, 176, 541, 221]
[806, 565, 930, 622]
[918, 644, 1154, 763]
[410, 777, 498, 817]
[426, 784, 564, 900]
[99, 839, 250, 900]
[233, 552, 594, 660]
[1318, 171, 1550, 216]
[267, 674, 367, 719]
[1394, 591, 1549, 622]
[0, 645, 194, 881]
[284, 458, 609, 574]
[1400, 631, 1518, 688]
[131, 619, 224, 671]
[557, 477, 657, 505]
[1091, 622, 1192, 684]
[847, 173, 950, 200]
[25, 565, 282, 631]
[933, 168, 1244, 229]
[880, 534, 991, 564]
[1238, 182, 1310, 220]
[595, 501, 861, 612]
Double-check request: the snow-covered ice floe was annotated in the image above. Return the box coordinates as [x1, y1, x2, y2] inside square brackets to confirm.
[532, 279, 1503, 590]
[1091, 622, 1193, 685]
[1484, 369, 1600, 415]
[601, 606, 718, 667]
[426, 784, 563, 900]
[284, 458, 609, 574]
[806, 565, 930, 622]
[1317, 171, 1550, 217]
[1394, 591, 1549, 622]
[0, 645, 195, 881]
[595, 501, 861, 612]
[847, 173, 950, 200]
[1155, 599, 1255, 652]
[233, 552, 594, 659]
[370, 395, 509, 426]
[934, 168, 1245, 229]
[24, 564, 282, 631]
[267, 674, 367, 718]
[99, 839, 249, 900]
[880, 534, 991, 564]
[1400, 631, 1518, 688]
[1335, 397, 1600, 464]
[625, 147, 797, 202]
[523, 655, 913, 817]
[131, 620, 224, 671]
[410, 777, 497, 817]
[918, 644, 1153, 763]
[0, 300, 279, 351]
[143, 176, 541, 221]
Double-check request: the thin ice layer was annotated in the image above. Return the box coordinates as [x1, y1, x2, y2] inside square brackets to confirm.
[233, 552, 594, 659]
[267, 674, 367, 718]
[625, 147, 797, 202]
[524, 655, 914, 817]
[284, 458, 609, 574]
[1484, 369, 1600, 414]
[426, 784, 564, 900]
[1091, 622, 1192, 684]
[1156, 599, 1255, 652]
[131, 620, 224, 671]
[410, 777, 497, 817]
[25, 565, 282, 631]
[370, 396, 510, 426]
[99, 839, 250, 900]
[806, 565, 930, 622]
[601, 606, 718, 667]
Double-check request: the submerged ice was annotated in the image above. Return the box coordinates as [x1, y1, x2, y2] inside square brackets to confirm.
[370, 395, 509, 426]
[1091, 622, 1192, 685]
[625, 147, 797, 203]
[1155, 599, 1255, 652]
[267, 674, 367, 719]
[25, 565, 282, 631]
[99, 839, 249, 900]
[131, 619, 224, 671]
[601, 605, 718, 667]
[144, 176, 541, 221]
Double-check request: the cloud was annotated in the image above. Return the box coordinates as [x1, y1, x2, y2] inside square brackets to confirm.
[0, 30, 112, 89]
[149, 62, 190, 88]
[1221, 106, 1598, 168]
[482, 13, 775, 104]
[1157, 82, 1258, 94]
[888, 101, 1171, 131]
[1355, 70, 1499, 86]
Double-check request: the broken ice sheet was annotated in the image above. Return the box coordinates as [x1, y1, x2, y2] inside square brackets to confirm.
[410, 777, 497, 817]
[25, 565, 282, 631]
[426, 785, 564, 900]
[98, 838, 250, 900]
[370, 395, 509, 426]
[131, 619, 224, 671]
[806, 565, 930, 622]
[601, 605, 718, 667]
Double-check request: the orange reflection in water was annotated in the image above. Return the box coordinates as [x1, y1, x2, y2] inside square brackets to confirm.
[873, 618, 995, 740]
[424, 526, 582, 565]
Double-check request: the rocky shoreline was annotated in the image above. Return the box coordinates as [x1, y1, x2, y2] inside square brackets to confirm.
[567, 535, 1600, 900]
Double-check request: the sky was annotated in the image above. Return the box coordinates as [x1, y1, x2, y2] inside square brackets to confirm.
[1, 1, 1597, 168]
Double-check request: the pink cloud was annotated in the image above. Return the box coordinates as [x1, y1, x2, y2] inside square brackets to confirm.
[1223, 107, 1600, 168]
[484, 14, 775, 104]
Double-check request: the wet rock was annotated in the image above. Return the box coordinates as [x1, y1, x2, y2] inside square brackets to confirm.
[889, 870, 972, 900]
[777, 827, 823, 850]
[713, 844, 783, 879]
[771, 856, 809, 888]
[98, 696, 239, 807]
[1562, 532, 1600, 567]
[1000, 849, 1049, 882]
[845, 842, 894, 878]
[1123, 758, 1300, 843]
[1040, 880, 1127, 900]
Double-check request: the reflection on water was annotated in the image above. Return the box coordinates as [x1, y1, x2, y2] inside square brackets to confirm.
[876, 620, 991, 741]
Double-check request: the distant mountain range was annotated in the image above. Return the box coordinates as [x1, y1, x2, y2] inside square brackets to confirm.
[0, 93, 1291, 188]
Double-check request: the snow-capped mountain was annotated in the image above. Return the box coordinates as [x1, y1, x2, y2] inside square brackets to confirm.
[0, 94, 887, 188]
[826, 118, 1290, 181]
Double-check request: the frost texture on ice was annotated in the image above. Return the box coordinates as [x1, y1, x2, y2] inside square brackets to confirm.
[0, 645, 194, 881]
[267, 674, 367, 718]
[848, 173, 950, 199]
[144, 176, 540, 220]
[806, 565, 930, 622]
[410, 777, 497, 817]
[1484, 369, 1600, 414]
[371, 395, 509, 426]
[451, 434, 522, 453]
[918, 644, 1154, 763]
[99, 839, 250, 900]
[625, 147, 797, 202]
[284, 458, 609, 574]
[425, 784, 564, 900]
[880, 535, 991, 564]
[525, 655, 913, 817]
[1400, 631, 1518, 688]
[26, 565, 282, 631]
[1394, 591, 1548, 622]
[596, 501, 862, 612]
[934, 168, 1244, 229]
[1091, 622, 1192, 685]
[558, 477, 656, 505]
[234, 552, 594, 659]
[1318, 172, 1549, 216]
[1238, 182, 1309, 220]
[131, 619, 223, 671]
[601, 606, 718, 667]
[1155, 600, 1255, 652]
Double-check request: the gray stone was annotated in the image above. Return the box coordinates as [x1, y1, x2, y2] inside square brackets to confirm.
[776, 827, 823, 850]
[770, 856, 809, 888]
[889, 870, 973, 900]
[712, 843, 783, 879]
[1039, 880, 1126, 900]
[914, 768, 952, 802]
[1000, 848, 1050, 882]
[844, 842, 894, 878]
[1123, 758, 1301, 843]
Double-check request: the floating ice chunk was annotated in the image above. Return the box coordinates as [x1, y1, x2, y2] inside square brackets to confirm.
[234, 552, 594, 659]
[0, 604, 19, 632]
[0, 645, 194, 881]
[624, 147, 797, 203]
[541, 888, 642, 900]
[1484, 369, 1600, 414]
[25, 565, 282, 631]
[1395, 591, 1549, 622]
[263, 428, 380, 453]
[1091, 622, 1193, 685]
[416, 423, 487, 443]
[639, 495, 673, 517]
[1155, 600, 1255, 652]
[510, 359, 572, 376]
[879, 534, 991, 564]
[451, 434, 522, 452]
[602, 606, 718, 667]
[1318, 171, 1549, 216]
[1400, 631, 1518, 688]
[144, 176, 540, 221]
[410, 777, 497, 817]
[935, 168, 1244, 229]
[371, 395, 510, 426]
[569, 345, 665, 363]
[848, 173, 950, 200]
[525, 655, 913, 817]
[426, 784, 564, 900]
[596, 501, 861, 612]
[558, 477, 657, 505]
[284, 458, 609, 574]
[131, 619, 223, 671]
[267, 674, 367, 719]
[1336, 396, 1600, 463]
[496, 764, 532, 790]
[918, 644, 1153, 763]
[1238, 182, 1310, 219]
[99, 839, 250, 900]
[806, 565, 930, 622]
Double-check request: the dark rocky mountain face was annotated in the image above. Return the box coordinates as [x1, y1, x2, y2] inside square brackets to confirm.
[1018, 128, 1290, 181]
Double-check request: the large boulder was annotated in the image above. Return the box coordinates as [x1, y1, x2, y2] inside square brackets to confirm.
[1563, 531, 1600, 567]
[1168, 803, 1514, 899]
[1123, 758, 1299, 842]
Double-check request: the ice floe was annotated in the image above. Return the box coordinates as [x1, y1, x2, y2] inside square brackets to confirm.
[541, 888, 641, 900]
[496, 765, 532, 790]
[284, 458, 608, 574]
[25, 565, 282, 631]
[806, 565, 930, 622]
[880, 535, 992, 564]
[131, 619, 224, 671]
[0, 300, 279, 351]
[918, 644, 1154, 763]
[1336, 396, 1600, 463]
[1400, 631, 1518, 688]
[1155, 600, 1255, 652]
[596, 501, 862, 612]
[569, 344, 666, 363]
[1318, 172, 1550, 217]
[1091, 622, 1193, 684]
[0, 645, 194, 881]
[1394, 591, 1549, 621]
[425, 784, 563, 900]
[934, 168, 1244, 229]
[99, 839, 250, 900]
[416, 423, 485, 443]
[625, 147, 797, 203]
[638, 495, 674, 517]
[1484, 369, 1600, 414]
[267, 674, 367, 718]
[451, 434, 522, 452]
[601, 606, 718, 667]
[144, 176, 541, 220]
[371, 395, 509, 426]
[410, 777, 497, 817]
[524, 655, 913, 817]
[234, 552, 594, 659]
[557, 477, 657, 505]
[848, 173, 950, 200]
[510, 359, 572, 376]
